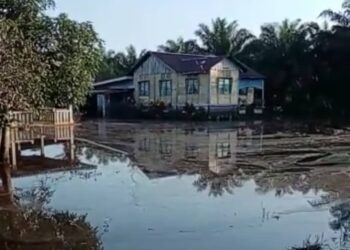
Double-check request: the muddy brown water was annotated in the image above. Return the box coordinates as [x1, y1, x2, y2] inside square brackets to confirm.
[3, 120, 350, 249]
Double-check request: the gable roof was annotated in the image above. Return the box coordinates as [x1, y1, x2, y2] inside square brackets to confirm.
[130, 51, 264, 79]
[232, 58, 265, 80]
[130, 51, 224, 75]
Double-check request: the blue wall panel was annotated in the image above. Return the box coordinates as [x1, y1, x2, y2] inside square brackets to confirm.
[239, 80, 264, 90]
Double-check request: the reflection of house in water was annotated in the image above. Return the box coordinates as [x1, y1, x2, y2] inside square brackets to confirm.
[209, 131, 237, 175]
[132, 124, 264, 178]
[237, 125, 264, 152]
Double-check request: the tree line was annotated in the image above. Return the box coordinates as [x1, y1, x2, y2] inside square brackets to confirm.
[98, 0, 350, 116]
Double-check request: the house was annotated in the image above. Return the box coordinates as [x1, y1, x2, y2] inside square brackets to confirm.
[89, 76, 134, 117]
[130, 51, 265, 113]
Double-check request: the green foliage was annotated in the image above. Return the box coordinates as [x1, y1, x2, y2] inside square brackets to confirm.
[240, 19, 315, 108]
[149, 100, 167, 116]
[157, 18, 254, 57]
[195, 18, 254, 57]
[38, 14, 103, 108]
[319, 0, 350, 29]
[183, 103, 196, 115]
[158, 37, 203, 54]
[238, 0, 350, 116]
[96, 45, 145, 81]
[0, 0, 103, 113]
[0, 19, 46, 113]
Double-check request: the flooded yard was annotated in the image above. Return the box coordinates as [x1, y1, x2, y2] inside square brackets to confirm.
[2, 120, 350, 249]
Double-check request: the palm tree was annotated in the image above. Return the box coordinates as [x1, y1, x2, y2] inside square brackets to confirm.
[240, 19, 315, 108]
[96, 45, 146, 81]
[158, 37, 202, 54]
[317, 0, 350, 113]
[258, 19, 310, 52]
[320, 0, 350, 29]
[114, 45, 146, 74]
[195, 18, 254, 57]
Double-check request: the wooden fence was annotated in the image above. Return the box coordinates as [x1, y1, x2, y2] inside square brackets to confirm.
[9, 106, 73, 126]
[9, 111, 33, 126]
[53, 108, 73, 125]
[10, 125, 74, 144]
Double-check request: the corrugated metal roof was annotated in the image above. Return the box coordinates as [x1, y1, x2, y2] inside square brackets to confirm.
[130, 51, 264, 79]
[151, 52, 225, 74]
[93, 76, 133, 87]
[92, 76, 134, 93]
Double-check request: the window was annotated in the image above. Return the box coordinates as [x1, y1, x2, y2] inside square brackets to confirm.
[138, 138, 151, 152]
[186, 79, 199, 95]
[218, 78, 232, 95]
[159, 139, 172, 155]
[185, 144, 199, 159]
[159, 80, 172, 96]
[138, 81, 150, 96]
[216, 142, 231, 159]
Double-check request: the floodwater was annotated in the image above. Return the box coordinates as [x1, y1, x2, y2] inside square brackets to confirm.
[3, 120, 350, 249]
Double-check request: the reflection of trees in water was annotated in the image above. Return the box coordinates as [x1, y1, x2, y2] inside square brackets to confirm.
[329, 202, 350, 249]
[0, 209, 102, 250]
[16, 178, 55, 210]
[0, 178, 102, 250]
[193, 171, 248, 197]
[76, 143, 128, 166]
[254, 173, 323, 197]
[287, 235, 325, 250]
[255, 174, 306, 197]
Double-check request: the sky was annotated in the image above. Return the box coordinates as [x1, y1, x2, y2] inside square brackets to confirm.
[50, 0, 343, 52]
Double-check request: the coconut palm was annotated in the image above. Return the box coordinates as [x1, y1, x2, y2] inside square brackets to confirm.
[320, 0, 350, 29]
[195, 18, 254, 57]
[158, 37, 202, 54]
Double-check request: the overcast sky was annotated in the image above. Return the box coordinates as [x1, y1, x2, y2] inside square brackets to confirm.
[50, 0, 343, 52]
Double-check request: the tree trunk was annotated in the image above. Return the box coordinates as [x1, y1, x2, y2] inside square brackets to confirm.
[0, 126, 12, 194]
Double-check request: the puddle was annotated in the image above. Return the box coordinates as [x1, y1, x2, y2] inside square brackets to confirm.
[2, 121, 350, 249]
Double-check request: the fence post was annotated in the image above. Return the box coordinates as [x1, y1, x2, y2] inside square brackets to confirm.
[40, 135, 45, 157]
[10, 128, 17, 170]
[69, 105, 74, 124]
[53, 111, 55, 124]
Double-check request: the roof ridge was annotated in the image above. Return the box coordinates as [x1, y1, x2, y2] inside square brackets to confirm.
[151, 51, 219, 58]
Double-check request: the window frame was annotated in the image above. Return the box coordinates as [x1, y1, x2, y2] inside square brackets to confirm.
[138, 81, 150, 97]
[159, 80, 172, 97]
[185, 78, 200, 95]
[218, 77, 233, 95]
[159, 139, 172, 155]
[216, 142, 231, 159]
